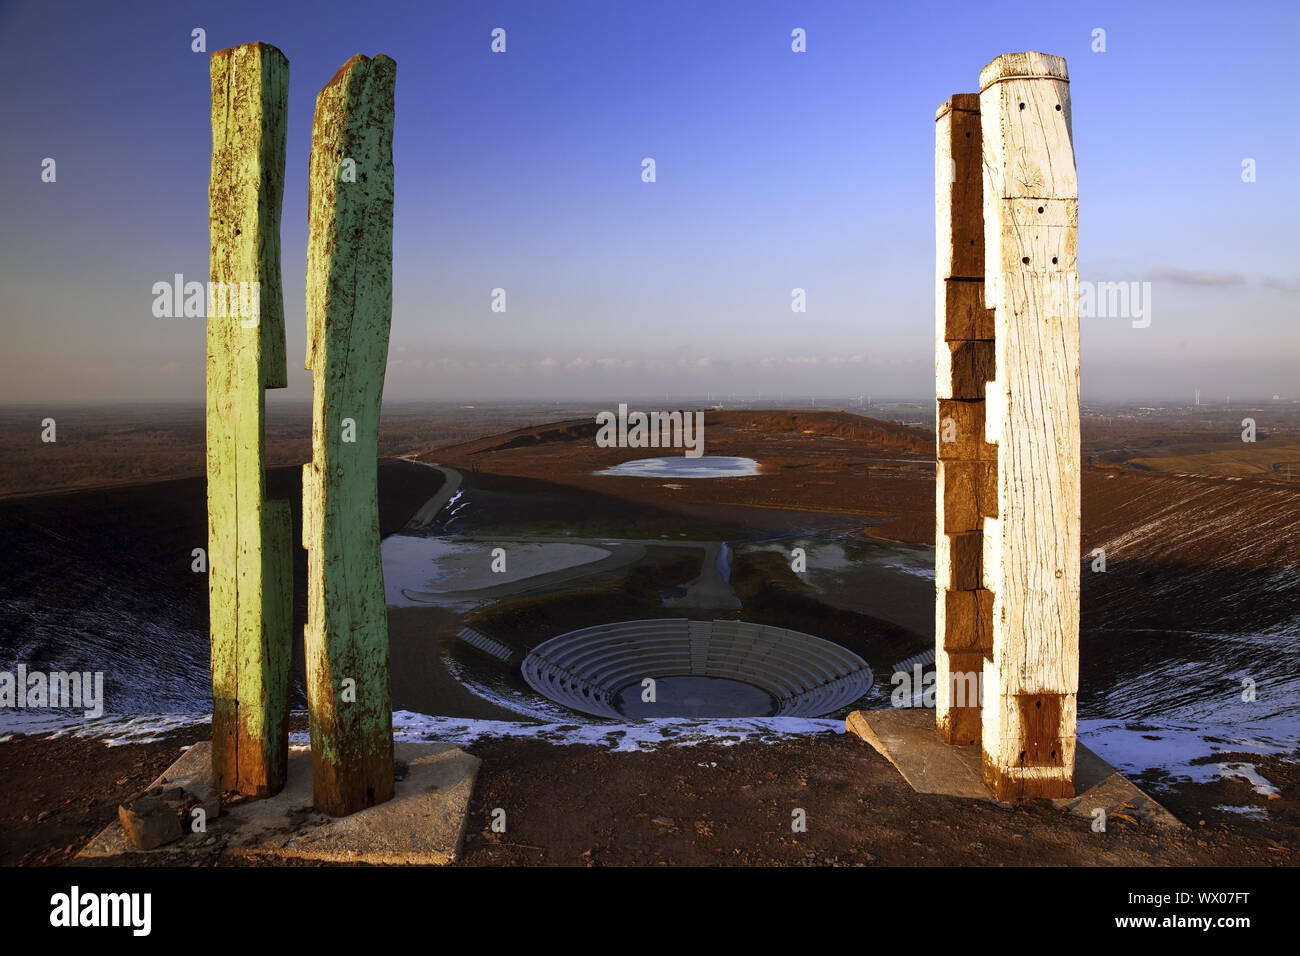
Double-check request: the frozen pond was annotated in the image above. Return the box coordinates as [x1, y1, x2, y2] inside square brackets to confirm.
[381, 535, 610, 606]
[596, 456, 760, 478]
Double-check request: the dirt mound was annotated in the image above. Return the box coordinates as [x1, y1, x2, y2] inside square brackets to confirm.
[430, 409, 931, 460]
[708, 409, 931, 452]
[445, 418, 602, 456]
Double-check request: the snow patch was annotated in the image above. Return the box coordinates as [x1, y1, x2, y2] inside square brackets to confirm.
[1079, 717, 1297, 794]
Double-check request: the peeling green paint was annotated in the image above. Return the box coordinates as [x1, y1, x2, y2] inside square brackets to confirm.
[206, 42, 293, 797]
[302, 53, 397, 817]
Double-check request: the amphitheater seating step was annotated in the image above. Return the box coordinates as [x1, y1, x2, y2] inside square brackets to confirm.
[457, 626, 513, 661]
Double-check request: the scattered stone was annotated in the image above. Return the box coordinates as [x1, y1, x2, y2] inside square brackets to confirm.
[189, 780, 221, 822]
[118, 795, 186, 850]
[651, 816, 675, 828]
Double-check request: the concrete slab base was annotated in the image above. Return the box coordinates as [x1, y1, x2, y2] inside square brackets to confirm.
[846, 709, 1184, 828]
[79, 740, 482, 864]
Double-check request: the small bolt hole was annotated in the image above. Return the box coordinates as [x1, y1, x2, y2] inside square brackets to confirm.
[1052, 256, 1058, 264]
[965, 131, 971, 138]
[1037, 205, 1044, 214]
[1021, 256, 1030, 265]
[1018, 102, 1025, 110]
[1055, 104, 1062, 111]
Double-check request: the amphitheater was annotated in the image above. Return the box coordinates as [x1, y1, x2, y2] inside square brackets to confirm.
[521, 618, 873, 719]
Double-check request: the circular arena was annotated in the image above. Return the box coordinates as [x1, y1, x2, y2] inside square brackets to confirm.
[521, 619, 873, 719]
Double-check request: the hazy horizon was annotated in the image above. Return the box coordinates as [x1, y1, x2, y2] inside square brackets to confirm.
[2, 0, 1296, 404]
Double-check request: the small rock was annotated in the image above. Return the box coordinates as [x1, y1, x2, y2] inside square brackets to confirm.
[35, 810, 51, 822]
[188, 780, 221, 822]
[118, 796, 184, 850]
[650, 816, 675, 828]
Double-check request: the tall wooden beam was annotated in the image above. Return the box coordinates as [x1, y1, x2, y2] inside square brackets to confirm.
[302, 54, 397, 817]
[206, 42, 293, 797]
[978, 52, 1080, 801]
[934, 93, 997, 746]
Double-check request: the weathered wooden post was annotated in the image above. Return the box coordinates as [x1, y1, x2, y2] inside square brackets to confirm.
[206, 42, 293, 797]
[935, 52, 1080, 803]
[978, 52, 1080, 801]
[934, 92, 996, 747]
[302, 54, 398, 816]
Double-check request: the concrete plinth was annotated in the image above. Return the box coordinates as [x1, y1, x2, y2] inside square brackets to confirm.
[847, 709, 1183, 828]
[79, 740, 481, 864]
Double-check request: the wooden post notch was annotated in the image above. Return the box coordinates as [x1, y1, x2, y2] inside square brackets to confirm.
[206, 42, 293, 797]
[302, 54, 398, 817]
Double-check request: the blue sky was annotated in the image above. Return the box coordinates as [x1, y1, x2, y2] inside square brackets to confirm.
[1, 0, 1296, 402]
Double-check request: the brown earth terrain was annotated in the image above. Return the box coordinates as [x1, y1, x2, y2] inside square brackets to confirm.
[417, 406, 1300, 631]
[0, 401, 596, 499]
[1, 725, 1294, 867]
[425, 409, 936, 540]
[2, 401, 1297, 866]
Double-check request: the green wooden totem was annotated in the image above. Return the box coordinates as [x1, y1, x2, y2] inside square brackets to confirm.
[302, 54, 398, 817]
[206, 42, 293, 797]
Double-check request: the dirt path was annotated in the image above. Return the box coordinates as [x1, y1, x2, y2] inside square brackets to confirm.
[400, 462, 462, 529]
